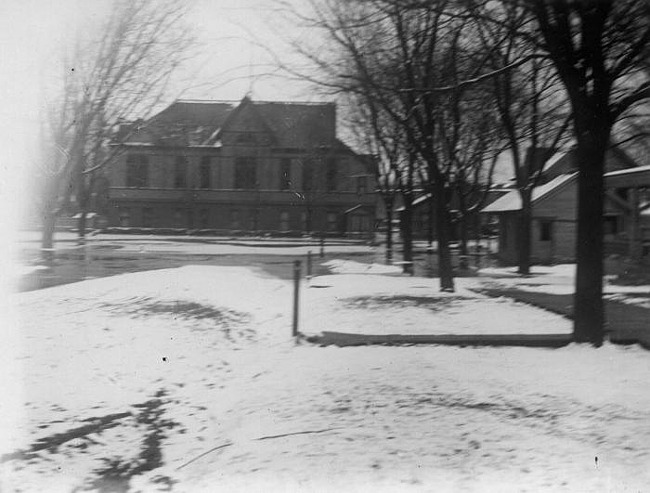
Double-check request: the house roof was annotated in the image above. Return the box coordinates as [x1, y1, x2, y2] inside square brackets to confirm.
[119, 97, 339, 149]
[604, 164, 650, 187]
[482, 173, 577, 213]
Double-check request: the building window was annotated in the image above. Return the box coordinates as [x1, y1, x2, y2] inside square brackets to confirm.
[280, 211, 290, 231]
[539, 220, 552, 242]
[200, 157, 211, 189]
[126, 155, 148, 188]
[230, 210, 240, 229]
[327, 212, 338, 232]
[234, 157, 257, 189]
[173, 208, 184, 228]
[356, 176, 367, 194]
[119, 208, 130, 227]
[199, 208, 209, 229]
[280, 158, 291, 190]
[248, 209, 258, 230]
[142, 208, 154, 228]
[175, 156, 188, 189]
[302, 160, 313, 191]
[326, 158, 337, 192]
[237, 132, 255, 144]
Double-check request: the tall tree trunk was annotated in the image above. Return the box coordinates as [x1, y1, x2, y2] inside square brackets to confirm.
[435, 181, 455, 291]
[306, 205, 313, 234]
[517, 190, 533, 275]
[573, 137, 607, 346]
[41, 210, 57, 263]
[459, 213, 469, 256]
[385, 196, 394, 264]
[76, 171, 93, 245]
[401, 194, 414, 275]
[427, 193, 434, 250]
[77, 211, 88, 245]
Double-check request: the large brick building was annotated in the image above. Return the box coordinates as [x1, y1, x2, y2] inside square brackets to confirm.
[105, 96, 376, 235]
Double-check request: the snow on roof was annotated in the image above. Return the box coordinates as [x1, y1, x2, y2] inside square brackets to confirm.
[482, 173, 577, 213]
[605, 164, 650, 177]
[605, 165, 650, 187]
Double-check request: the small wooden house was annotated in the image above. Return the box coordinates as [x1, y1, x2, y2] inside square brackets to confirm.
[482, 148, 647, 264]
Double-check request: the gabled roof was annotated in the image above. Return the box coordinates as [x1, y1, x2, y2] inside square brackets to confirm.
[482, 173, 577, 213]
[119, 97, 339, 149]
[133, 101, 235, 147]
[482, 147, 641, 213]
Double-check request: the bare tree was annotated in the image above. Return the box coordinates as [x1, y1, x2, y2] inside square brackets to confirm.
[38, 0, 193, 257]
[275, 0, 507, 290]
[346, 99, 404, 264]
[527, 0, 650, 345]
[475, 2, 571, 275]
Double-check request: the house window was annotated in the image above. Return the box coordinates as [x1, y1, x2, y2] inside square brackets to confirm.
[230, 210, 240, 229]
[199, 208, 209, 229]
[175, 157, 188, 189]
[234, 157, 257, 189]
[199, 157, 211, 189]
[350, 212, 370, 232]
[356, 176, 367, 194]
[126, 155, 148, 188]
[119, 208, 130, 227]
[142, 208, 154, 228]
[280, 211, 290, 231]
[604, 216, 619, 235]
[280, 158, 291, 190]
[327, 212, 338, 232]
[539, 220, 552, 242]
[326, 158, 337, 192]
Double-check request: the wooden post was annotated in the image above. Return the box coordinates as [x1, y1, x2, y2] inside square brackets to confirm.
[292, 260, 301, 338]
[307, 250, 312, 279]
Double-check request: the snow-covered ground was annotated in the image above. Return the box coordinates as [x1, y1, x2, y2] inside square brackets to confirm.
[479, 263, 650, 309]
[2, 261, 649, 492]
[304, 269, 571, 337]
[15, 231, 374, 256]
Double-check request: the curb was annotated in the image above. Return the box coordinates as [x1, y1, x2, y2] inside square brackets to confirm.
[305, 332, 573, 348]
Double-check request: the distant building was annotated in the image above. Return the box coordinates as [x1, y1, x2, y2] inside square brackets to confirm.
[482, 148, 650, 264]
[104, 96, 376, 236]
